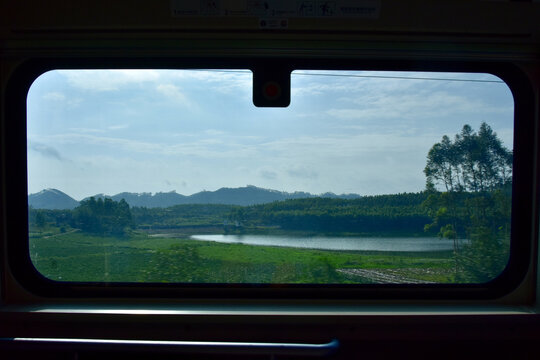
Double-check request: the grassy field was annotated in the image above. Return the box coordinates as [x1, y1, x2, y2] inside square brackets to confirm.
[29, 229, 456, 284]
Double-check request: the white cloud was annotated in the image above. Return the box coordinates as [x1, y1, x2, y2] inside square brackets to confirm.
[43, 92, 66, 101]
[48, 133, 164, 154]
[204, 129, 226, 136]
[169, 70, 252, 96]
[171, 69, 251, 83]
[69, 127, 106, 134]
[155, 84, 192, 107]
[44, 132, 259, 160]
[59, 69, 161, 91]
[326, 91, 511, 122]
[108, 124, 129, 130]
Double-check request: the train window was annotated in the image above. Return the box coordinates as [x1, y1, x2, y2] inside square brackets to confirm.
[23, 66, 521, 291]
[2, 58, 531, 300]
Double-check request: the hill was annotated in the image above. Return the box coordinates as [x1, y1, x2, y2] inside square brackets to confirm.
[28, 188, 79, 210]
[30, 186, 362, 209]
[83, 186, 361, 208]
[90, 191, 188, 208]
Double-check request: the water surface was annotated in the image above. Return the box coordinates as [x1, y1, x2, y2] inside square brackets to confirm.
[189, 234, 458, 252]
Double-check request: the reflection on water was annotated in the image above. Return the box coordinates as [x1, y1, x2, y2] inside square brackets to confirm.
[187, 234, 462, 252]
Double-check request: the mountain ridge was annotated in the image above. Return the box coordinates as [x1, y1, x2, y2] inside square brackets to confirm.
[28, 188, 80, 210]
[29, 186, 361, 209]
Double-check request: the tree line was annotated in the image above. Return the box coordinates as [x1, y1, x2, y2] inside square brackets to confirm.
[227, 194, 433, 235]
[29, 194, 433, 236]
[30, 197, 133, 236]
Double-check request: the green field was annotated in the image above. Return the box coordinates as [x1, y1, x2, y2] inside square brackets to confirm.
[30, 229, 455, 284]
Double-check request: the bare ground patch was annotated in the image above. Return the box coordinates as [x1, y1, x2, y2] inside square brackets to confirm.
[337, 268, 446, 284]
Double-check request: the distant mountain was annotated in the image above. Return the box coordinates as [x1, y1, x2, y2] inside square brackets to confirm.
[319, 192, 362, 200]
[88, 191, 188, 208]
[31, 186, 361, 209]
[87, 186, 360, 207]
[187, 185, 315, 206]
[28, 188, 79, 210]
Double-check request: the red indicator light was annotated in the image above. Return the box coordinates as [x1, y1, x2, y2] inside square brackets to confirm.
[263, 81, 281, 100]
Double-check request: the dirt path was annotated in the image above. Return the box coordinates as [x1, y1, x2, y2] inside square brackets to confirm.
[337, 268, 436, 284]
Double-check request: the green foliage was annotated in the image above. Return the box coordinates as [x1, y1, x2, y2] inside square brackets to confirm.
[424, 190, 511, 282]
[423, 123, 512, 282]
[72, 197, 133, 236]
[29, 232, 454, 284]
[131, 204, 236, 228]
[30, 193, 436, 237]
[35, 211, 46, 229]
[28, 208, 73, 232]
[424, 122, 512, 192]
[227, 193, 433, 235]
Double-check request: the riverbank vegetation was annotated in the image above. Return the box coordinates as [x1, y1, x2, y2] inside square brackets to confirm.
[30, 192, 436, 237]
[30, 230, 454, 284]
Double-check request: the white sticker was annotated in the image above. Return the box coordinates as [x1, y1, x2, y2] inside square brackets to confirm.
[171, 0, 381, 18]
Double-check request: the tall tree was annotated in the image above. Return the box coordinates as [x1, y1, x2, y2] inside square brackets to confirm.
[425, 123, 512, 193]
[423, 123, 512, 282]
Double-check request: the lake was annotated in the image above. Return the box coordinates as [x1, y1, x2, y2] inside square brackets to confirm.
[189, 234, 459, 252]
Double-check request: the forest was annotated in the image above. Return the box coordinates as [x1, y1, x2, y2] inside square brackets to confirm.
[29, 193, 434, 236]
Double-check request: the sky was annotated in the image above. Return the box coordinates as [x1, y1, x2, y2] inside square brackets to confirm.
[27, 69, 514, 200]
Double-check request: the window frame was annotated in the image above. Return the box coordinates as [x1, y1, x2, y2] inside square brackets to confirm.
[5, 57, 537, 300]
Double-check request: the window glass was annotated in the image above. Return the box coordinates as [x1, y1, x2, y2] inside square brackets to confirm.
[27, 69, 514, 284]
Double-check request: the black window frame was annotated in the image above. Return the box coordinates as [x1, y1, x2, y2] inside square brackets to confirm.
[4, 57, 537, 300]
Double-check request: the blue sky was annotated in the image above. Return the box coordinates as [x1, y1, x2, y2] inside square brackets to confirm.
[27, 69, 514, 200]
